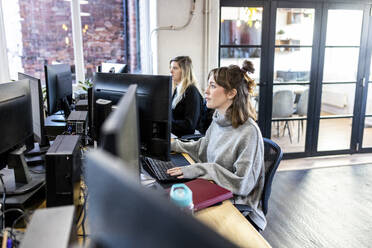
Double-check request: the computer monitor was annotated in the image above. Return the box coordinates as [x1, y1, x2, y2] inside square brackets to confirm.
[100, 84, 140, 179]
[0, 80, 44, 195]
[85, 149, 238, 248]
[98, 62, 128, 73]
[44, 64, 73, 117]
[93, 72, 171, 161]
[18, 72, 49, 147]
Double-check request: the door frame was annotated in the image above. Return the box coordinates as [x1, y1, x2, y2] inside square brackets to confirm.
[219, 0, 372, 158]
[311, 3, 371, 157]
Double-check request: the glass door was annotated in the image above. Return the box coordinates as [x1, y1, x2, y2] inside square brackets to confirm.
[219, 1, 372, 158]
[362, 76, 372, 148]
[314, 4, 368, 154]
[270, 4, 318, 154]
[361, 46, 372, 149]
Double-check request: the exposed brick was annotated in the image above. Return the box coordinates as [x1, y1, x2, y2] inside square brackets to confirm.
[16, 0, 139, 82]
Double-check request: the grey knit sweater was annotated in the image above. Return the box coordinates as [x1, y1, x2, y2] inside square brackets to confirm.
[171, 112, 266, 230]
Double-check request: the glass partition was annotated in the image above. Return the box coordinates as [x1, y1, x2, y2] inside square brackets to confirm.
[317, 9, 363, 152]
[220, 6, 263, 115]
[220, 7, 262, 46]
[271, 8, 315, 153]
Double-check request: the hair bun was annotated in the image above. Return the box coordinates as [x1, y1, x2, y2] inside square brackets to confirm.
[241, 60, 255, 74]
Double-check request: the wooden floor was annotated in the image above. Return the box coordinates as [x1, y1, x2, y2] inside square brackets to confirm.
[271, 118, 372, 154]
[278, 153, 372, 171]
[262, 163, 372, 248]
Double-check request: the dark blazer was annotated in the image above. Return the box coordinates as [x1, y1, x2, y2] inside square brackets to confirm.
[171, 84, 203, 137]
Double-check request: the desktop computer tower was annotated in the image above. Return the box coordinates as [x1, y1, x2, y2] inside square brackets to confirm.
[75, 99, 88, 111]
[94, 99, 112, 142]
[67, 111, 88, 135]
[67, 110, 88, 145]
[45, 135, 81, 207]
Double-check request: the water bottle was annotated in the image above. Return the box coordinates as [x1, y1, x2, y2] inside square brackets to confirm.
[169, 184, 194, 214]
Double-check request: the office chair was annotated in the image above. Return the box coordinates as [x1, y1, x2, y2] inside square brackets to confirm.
[272, 90, 295, 143]
[180, 101, 214, 141]
[294, 89, 309, 142]
[234, 138, 283, 231]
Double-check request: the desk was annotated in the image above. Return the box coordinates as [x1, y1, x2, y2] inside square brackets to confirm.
[180, 153, 271, 248]
[22, 151, 270, 248]
[196, 201, 270, 248]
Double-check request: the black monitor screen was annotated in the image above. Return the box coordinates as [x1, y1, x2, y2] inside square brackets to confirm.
[86, 150, 238, 248]
[93, 72, 171, 161]
[0, 80, 33, 157]
[44, 64, 73, 115]
[101, 84, 140, 179]
[0, 80, 45, 195]
[18, 72, 48, 147]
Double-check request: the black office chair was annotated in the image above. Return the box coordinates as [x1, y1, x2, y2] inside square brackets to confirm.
[180, 101, 214, 141]
[234, 138, 283, 230]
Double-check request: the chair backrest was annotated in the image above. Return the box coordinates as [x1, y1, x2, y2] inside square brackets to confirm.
[197, 98, 214, 135]
[262, 138, 283, 215]
[297, 89, 309, 116]
[272, 90, 295, 118]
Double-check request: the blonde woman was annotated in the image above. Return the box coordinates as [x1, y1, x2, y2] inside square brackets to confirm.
[170, 56, 203, 137]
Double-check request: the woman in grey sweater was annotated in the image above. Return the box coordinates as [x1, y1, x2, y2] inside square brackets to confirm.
[167, 61, 266, 231]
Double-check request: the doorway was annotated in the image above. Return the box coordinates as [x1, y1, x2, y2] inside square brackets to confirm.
[219, 1, 372, 158]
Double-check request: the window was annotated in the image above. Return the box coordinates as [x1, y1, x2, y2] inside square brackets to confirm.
[3, 0, 74, 82]
[80, 0, 141, 78]
[1, 0, 140, 83]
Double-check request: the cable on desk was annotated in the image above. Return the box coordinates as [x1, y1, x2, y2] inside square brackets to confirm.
[75, 181, 88, 245]
[80, 186, 88, 245]
[81, 207, 87, 245]
[10, 212, 29, 247]
[75, 186, 86, 226]
[0, 209, 26, 226]
[0, 208, 28, 247]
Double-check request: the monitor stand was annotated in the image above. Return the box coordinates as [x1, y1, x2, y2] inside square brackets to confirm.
[0, 146, 44, 195]
[24, 143, 49, 166]
[61, 96, 71, 118]
[25, 143, 49, 156]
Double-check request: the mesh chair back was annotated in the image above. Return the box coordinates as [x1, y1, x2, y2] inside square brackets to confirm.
[272, 90, 294, 118]
[262, 138, 283, 215]
[297, 89, 309, 116]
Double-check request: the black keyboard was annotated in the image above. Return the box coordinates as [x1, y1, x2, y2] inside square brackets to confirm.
[142, 157, 178, 181]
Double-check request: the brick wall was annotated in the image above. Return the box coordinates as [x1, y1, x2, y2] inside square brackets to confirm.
[81, 0, 126, 77]
[19, 0, 75, 82]
[17, 0, 139, 82]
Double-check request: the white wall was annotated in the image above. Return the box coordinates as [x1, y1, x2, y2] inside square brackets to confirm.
[149, 0, 219, 90]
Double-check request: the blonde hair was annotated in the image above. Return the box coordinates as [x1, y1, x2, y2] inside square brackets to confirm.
[208, 60, 257, 128]
[170, 56, 198, 97]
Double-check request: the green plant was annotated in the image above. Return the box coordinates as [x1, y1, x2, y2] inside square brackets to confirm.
[42, 86, 47, 105]
[41, 86, 48, 113]
[78, 78, 93, 91]
[277, 29, 285, 35]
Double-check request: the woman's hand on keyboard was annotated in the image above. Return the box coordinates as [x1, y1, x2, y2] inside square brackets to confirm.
[166, 167, 184, 179]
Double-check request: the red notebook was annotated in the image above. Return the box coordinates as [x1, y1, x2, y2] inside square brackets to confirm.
[169, 178, 233, 211]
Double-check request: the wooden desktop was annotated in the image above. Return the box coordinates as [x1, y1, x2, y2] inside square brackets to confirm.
[181, 153, 271, 248]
